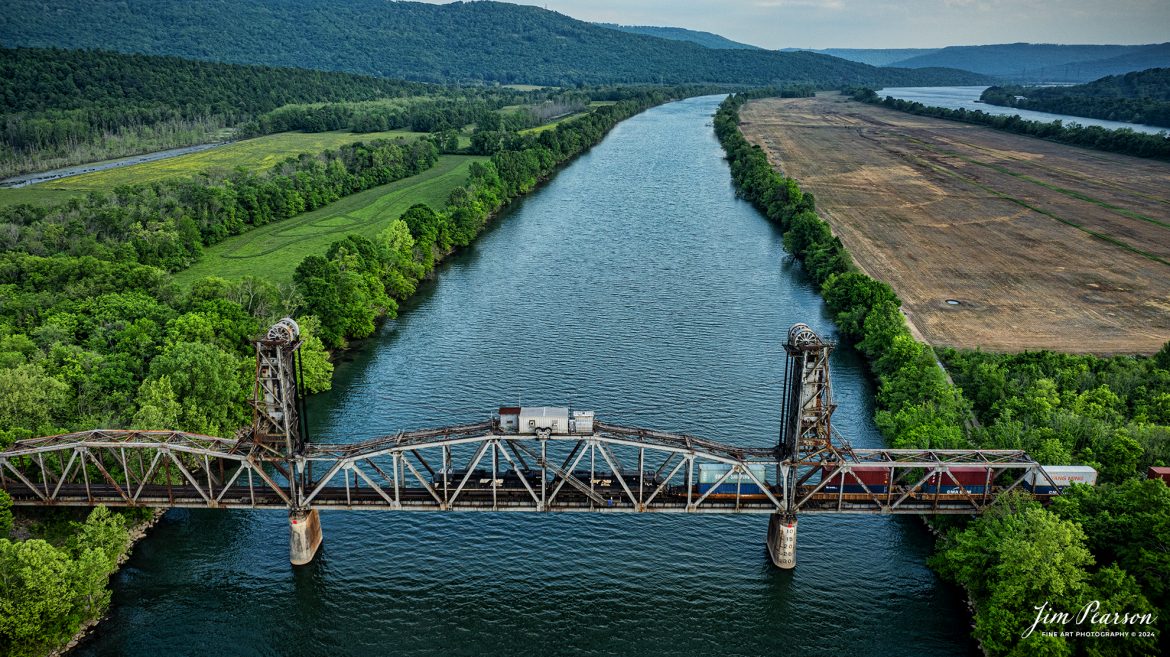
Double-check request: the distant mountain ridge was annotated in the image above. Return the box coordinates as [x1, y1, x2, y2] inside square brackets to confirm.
[0, 0, 986, 87]
[596, 24, 761, 50]
[887, 43, 1170, 82]
[783, 48, 940, 67]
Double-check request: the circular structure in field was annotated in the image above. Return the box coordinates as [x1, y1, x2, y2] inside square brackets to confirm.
[945, 299, 961, 306]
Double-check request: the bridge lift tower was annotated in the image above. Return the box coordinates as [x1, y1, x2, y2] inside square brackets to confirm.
[250, 318, 320, 565]
[769, 323, 837, 569]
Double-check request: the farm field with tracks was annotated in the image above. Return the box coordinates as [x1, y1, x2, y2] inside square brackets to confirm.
[741, 93, 1170, 354]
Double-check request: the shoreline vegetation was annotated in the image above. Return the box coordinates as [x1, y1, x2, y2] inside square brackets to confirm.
[847, 87, 1170, 160]
[0, 85, 699, 657]
[978, 68, 1170, 131]
[716, 91, 1168, 656]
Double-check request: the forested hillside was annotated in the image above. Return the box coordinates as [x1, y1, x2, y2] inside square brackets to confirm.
[981, 68, 1170, 128]
[888, 42, 1170, 82]
[0, 0, 986, 87]
[0, 47, 537, 177]
[596, 24, 760, 50]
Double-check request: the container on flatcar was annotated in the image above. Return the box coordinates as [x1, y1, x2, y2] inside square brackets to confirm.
[922, 466, 991, 494]
[697, 463, 767, 495]
[570, 410, 594, 434]
[1148, 466, 1170, 484]
[820, 465, 889, 493]
[517, 407, 571, 434]
[1024, 465, 1097, 494]
[498, 407, 521, 433]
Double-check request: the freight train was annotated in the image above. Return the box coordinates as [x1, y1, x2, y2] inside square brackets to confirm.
[427, 462, 1097, 504]
[480, 407, 1098, 503]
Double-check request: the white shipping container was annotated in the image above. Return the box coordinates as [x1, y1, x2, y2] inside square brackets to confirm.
[570, 410, 594, 434]
[518, 407, 570, 434]
[1027, 465, 1098, 488]
[697, 463, 768, 485]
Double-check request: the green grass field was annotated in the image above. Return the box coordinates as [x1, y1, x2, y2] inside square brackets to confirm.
[53, 130, 425, 191]
[0, 186, 82, 208]
[0, 130, 426, 209]
[173, 154, 486, 286]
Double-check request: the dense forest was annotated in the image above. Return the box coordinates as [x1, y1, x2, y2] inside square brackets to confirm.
[0, 47, 542, 178]
[0, 87, 686, 654]
[850, 88, 1170, 160]
[0, 0, 988, 88]
[715, 92, 1167, 656]
[981, 68, 1170, 129]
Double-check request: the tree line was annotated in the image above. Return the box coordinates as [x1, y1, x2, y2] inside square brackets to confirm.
[980, 68, 1170, 130]
[849, 87, 1170, 160]
[716, 92, 1168, 656]
[0, 47, 455, 177]
[237, 91, 592, 138]
[0, 138, 439, 271]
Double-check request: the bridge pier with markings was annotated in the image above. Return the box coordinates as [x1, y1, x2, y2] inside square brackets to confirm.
[0, 321, 1072, 569]
[289, 508, 323, 565]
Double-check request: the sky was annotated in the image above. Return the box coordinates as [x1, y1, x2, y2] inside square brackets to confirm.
[418, 0, 1170, 49]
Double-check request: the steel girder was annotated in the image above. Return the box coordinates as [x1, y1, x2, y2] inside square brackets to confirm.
[0, 427, 1065, 515]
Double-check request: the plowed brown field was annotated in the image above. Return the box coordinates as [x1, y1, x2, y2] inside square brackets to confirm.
[741, 93, 1170, 354]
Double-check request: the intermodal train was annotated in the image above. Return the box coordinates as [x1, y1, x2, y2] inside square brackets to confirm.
[473, 407, 1098, 503]
[430, 462, 1097, 502]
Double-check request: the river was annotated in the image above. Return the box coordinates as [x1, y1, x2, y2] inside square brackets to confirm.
[878, 86, 1167, 135]
[75, 95, 977, 657]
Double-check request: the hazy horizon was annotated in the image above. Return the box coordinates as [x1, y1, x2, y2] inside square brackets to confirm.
[415, 0, 1170, 50]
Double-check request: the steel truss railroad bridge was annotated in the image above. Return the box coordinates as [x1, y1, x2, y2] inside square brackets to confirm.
[0, 321, 1062, 568]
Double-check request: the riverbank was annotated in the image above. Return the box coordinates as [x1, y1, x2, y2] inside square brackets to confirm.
[715, 91, 983, 649]
[49, 510, 166, 657]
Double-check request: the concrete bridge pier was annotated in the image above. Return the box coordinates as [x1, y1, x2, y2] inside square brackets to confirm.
[289, 508, 323, 566]
[767, 512, 798, 569]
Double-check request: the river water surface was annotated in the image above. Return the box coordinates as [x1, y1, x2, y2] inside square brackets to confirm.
[879, 86, 1167, 135]
[77, 95, 977, 657]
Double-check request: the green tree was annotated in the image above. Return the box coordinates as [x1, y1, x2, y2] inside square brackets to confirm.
[0, 491, 11, 537]
[145, 342, 249, 436]
[0, 539, 85, 657]
[295, 316, 334, 394]
[131, 375, 182, 430]
[931, 499, 1093, 656]
[0, 363, 69, 438]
